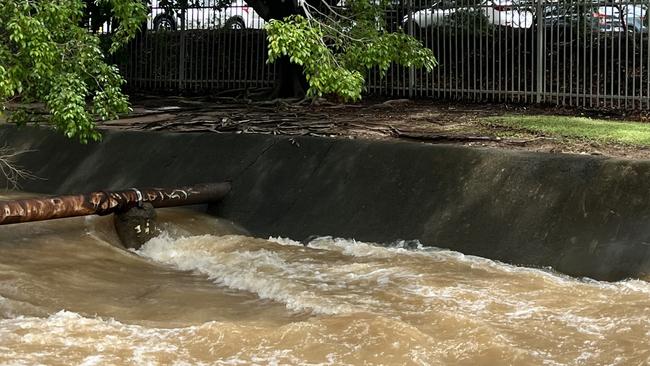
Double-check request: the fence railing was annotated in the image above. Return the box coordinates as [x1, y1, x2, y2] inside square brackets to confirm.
[109, 0, 650, 109]
[109, 0, 276, 92]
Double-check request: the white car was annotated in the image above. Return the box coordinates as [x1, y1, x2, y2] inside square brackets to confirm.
[149, 0, 265, 31]
[592, 5, 625, 33]
[484, 0, 533, 28]
[404, 0, 534, 29]
[622, 4, 647, 32]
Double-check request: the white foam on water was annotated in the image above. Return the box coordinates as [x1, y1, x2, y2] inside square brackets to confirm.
[304, 236, 650, 296]
[137, 234, 457, 315]
[267, 236, 304, 247]
[1, 309, 441, 365]
[306, 236, 425, 259]
[79, 355, 104, 366]
[137, 233, 650, 320]
[1, 312, 316, 365]
[0, 311, 191, 365]
[138, 234, 363, 314]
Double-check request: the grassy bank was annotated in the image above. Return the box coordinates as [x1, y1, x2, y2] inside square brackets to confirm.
[482, 115, 650, 147]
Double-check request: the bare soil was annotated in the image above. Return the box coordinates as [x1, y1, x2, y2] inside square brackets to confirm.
[101, 95, 650, 160]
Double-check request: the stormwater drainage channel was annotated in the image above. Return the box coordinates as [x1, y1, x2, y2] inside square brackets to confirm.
[1, 126, 650, 364]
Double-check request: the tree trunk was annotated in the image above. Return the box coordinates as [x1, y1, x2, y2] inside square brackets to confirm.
[244, 0, 307, 98]
[274, 56, 307, 98]
[244, 0, 299, 23]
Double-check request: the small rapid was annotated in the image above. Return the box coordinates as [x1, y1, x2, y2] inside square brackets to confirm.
[1, 199, 650, 364]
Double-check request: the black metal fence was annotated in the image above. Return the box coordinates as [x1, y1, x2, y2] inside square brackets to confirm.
[110, 1, 276, 91]
[110, 0, 650, 109]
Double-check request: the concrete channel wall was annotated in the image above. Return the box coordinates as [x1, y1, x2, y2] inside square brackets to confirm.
[3, 125, 650, 281]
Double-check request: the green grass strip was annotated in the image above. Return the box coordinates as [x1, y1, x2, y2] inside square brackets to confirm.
[483, 115, 650, 147]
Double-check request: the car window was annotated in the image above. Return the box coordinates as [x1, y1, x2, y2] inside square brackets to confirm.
[544, 5, 559, 16]
[441, 0, 456, 9]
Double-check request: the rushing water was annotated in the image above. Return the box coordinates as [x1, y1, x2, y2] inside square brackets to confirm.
[1, 196, 650, 365]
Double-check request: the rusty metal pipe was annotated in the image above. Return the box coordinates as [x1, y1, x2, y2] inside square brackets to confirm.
[0, 182, 231, 225]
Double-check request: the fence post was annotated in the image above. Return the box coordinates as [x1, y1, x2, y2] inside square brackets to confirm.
[179, 6, 186, 90]
[407, 0, 414, 98]
[535, 0, 545, 103]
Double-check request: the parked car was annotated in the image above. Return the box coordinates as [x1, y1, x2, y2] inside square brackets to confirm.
[403, 0, 534, 30]
[484, 0, 534, 28]
[622, 4, 647, 32]
[542, 3, 625, 34]
[149, 0, 265, 31]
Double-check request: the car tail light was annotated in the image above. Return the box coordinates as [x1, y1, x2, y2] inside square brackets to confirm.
[592, 12, 607, 24]
[242, 6, 249, 14]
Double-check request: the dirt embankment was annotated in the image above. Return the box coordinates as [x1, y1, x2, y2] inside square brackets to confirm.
[102, 96, 650, 160]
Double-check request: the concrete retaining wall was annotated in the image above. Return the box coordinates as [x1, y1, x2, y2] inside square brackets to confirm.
[3, 125, 650, 281]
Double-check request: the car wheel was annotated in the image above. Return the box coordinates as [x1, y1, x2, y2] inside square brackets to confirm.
[224, 17, 246, 30]
[153, 14, 177, 31]
[403, 20, 422, 35]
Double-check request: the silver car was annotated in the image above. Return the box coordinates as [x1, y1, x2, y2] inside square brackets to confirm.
[149, 0, 265, 31]
[622, 4, 647, 32]
[403, 0, 534, 29]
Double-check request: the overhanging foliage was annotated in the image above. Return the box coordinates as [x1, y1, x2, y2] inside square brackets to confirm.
[0, 0, 146, 142]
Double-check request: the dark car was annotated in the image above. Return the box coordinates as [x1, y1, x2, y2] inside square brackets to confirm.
[542, 3, 625, 34]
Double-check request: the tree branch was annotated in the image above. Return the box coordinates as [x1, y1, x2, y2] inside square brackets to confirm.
[0, 146, 39, 190]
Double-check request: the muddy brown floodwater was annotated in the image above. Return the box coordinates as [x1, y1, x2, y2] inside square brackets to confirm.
[1, 192, 650, 365]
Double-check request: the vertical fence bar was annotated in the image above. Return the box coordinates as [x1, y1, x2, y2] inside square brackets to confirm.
[523, 1, 529, 103]
[557, 0, 568, 105]
[199, 5, 204, 91]
[472, 0, 477, 101]
[190, 6, 196, 91]
[408, 0, 415, 98]
[475, 2, 480, 100]
[568, 0, 573, 106]
[535, 0, 544, 103]
[220, 24, 227, 90]
[435, 3, 441, 99]
[156, 17, 161, 90]
[227, 21, 233, 90]
[468, 0, 474, 101]
[516, 8, 521, 103]
[547, 0, 553, 104]
[209, 0, 215, 89]
[142, 22, 148, 91]
[490, 3, 494, 101]
[595, 2, 601, 108]
[496, 4, 501, 102]
[624, 0, 629, 109]
[629, 0, 632, 108]
[554, 1, 559, 105]
[583, 7, 587, 107]
[178, 7, 186, 91]
[609, 1, 615, 109]
[418, 0, 424, 97]
[617, 3, 622, 109]
[628, 0, 645, 109]
[454, 0, 458, 99]
[442, 4, 448, 99]
[576, 1, 582, 107]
